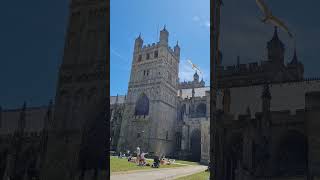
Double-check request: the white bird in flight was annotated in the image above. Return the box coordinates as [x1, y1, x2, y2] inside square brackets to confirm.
[256, 0, 293, 38]
[187, 59, 202, 75]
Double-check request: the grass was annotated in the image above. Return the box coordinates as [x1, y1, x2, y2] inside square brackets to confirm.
[110, 156, 186, 173]
[175, 171, 210, 180]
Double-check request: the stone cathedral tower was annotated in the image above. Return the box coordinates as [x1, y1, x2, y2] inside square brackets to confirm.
[41, 0, 108, 179]
[118, 26, 180, 156]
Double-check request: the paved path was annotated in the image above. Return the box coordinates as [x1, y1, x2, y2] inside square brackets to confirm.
[110, 165, 207, 180]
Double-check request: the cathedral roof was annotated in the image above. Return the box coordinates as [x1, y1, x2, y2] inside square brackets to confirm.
[110, 95, 126, 105]
[178, 86, 210, 99]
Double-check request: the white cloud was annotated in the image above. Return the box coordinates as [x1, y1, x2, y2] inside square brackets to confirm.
[111, 47, 132, 64]
[193, 16, 210, 28]
[193, 16, 200, 22]
[205, 21, 210, 27]
[110, 47, 131, 71]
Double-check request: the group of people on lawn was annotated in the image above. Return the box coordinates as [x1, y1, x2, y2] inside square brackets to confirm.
[119, 147, 175, 168]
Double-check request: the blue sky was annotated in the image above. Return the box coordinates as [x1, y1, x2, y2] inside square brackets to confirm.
[2, 0, 319, 108]
[0, 1, 68, 109]
[110, 0, 210, 96]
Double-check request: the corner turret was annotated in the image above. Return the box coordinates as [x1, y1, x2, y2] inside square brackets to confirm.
[174, 41, 180, 59]
[134, 33, 143, 52]
[159, 25, 169, 45]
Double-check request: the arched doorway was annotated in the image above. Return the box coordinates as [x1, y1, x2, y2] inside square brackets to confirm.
[225, 133, 243, 180]
[190, 130, 201, 162]
[276, 130, 307, 176]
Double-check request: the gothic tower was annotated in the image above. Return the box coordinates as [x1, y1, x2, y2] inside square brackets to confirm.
[267, 26, 285, 64]
[41, 0, 108, 179]
[118, 26, 180, 156]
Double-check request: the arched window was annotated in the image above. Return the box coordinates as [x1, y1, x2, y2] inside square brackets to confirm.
[180, 104, 186, 121]
[196, 103, 206, 117]
[175, 132, 182, 151]
[135, 94, 149, 116]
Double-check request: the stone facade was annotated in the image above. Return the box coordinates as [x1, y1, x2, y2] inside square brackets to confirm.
[0, 0, 109, 178]
[209, 27, 319, 180]
[40, 0, 108, 179]
[112, 27, 309, 166]
[117, 27, 180, 156]
[212, 82, 320, 179]
[0, 103, 53, 179]
[110, 95, 126, 151]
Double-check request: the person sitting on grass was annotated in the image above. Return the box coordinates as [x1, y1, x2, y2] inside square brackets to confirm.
[128, 154, 132, 162]
[151, 155, 160, 168]
[160, 156, 168, 165]
[138, 152, 148, 166]
[129, 156, 137, 163]
[135, 147, 141, 165]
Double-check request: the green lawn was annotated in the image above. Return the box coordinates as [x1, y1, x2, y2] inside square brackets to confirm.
[110, 156, 186, 173]
[175, 171, 210, 180]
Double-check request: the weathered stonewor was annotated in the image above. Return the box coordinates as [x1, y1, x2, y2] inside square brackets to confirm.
[40, 0, 108, 179]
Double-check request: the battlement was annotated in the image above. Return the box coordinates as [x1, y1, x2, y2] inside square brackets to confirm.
[234, 108, 306, 122]
[181, 95, 207, 101]
[218, 60, 285, 76]
[179, 80, 205, 89]
[139, 42, 178, 59]
[142, 42, 160, 50]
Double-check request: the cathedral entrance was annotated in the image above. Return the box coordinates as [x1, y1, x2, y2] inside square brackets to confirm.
[276, 130, 307, 176]
[190, 130, 201, 162]
[225, 133, 243, 180]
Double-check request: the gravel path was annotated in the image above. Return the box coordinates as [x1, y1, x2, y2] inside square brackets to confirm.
[110, 165, 207, 180]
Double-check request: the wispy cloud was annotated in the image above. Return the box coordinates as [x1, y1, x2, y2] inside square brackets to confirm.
[110, 47, 131, 71]
[192, 16, 200, 22]
[192, 16, 210, 28]
[111, 47, 128, 63]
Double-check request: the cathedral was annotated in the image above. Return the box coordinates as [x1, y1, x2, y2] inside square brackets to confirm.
[0, 0, 320, 178]
[112, 26, 320, 179]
